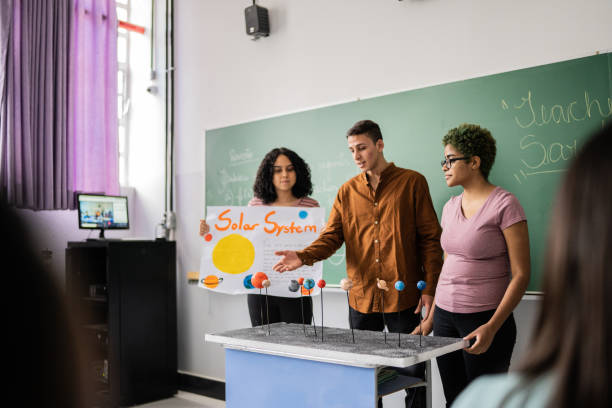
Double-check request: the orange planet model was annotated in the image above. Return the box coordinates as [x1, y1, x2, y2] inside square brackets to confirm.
[202, 275, 223, 288]
[250, 272, 268, 289]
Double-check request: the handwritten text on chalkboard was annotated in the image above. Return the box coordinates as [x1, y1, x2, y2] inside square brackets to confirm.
[503, 90, 611, 184]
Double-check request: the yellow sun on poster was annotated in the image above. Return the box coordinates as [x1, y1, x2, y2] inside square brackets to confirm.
[212, 233, 255, 274]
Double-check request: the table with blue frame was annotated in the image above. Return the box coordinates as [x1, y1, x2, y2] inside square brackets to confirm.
[206, 322, 468, 408]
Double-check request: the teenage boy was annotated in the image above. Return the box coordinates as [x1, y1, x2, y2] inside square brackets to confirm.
[273, 119, 443, 408]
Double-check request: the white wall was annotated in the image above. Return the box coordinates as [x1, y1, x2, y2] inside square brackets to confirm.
[173, 1, 611, 407]
[123, 0, 167, 240]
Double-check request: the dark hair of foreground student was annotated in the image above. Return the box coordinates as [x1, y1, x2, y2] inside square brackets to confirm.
[516, 122, 612, 408]
[2, 200, 87, 407]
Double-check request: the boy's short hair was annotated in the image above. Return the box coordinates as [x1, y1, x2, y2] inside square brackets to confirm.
[346, 120, 383, 143]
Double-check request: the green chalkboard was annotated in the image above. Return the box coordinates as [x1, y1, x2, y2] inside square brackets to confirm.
[206, 53, 612, 292]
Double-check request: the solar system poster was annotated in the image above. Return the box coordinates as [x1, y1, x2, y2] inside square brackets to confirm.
[199, 206, 325, 296]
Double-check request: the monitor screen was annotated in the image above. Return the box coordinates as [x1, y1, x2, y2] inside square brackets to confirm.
[77, 194, 129, 230]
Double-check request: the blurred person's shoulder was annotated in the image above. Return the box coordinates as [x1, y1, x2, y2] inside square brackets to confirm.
[453, 372, 555, 408]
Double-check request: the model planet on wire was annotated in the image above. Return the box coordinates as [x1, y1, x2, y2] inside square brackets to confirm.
[251, 272, 268, 289]
[340, 278, 353, 291]
[303, 278, 315, 290]
[376, 278, 389, 291]
[243, 274, 254, 289]
[288, 280, 300, 292]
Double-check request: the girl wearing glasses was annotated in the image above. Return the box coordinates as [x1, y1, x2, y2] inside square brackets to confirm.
[199, 148, 319, 328]
[453, 122, 612, 408]
[416, 123, 531, 407]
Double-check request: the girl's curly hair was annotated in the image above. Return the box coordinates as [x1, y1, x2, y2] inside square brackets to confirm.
[253, 148, 313, 204]
[442, 123, 497, 180]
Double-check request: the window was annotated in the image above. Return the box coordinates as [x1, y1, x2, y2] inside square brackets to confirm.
[116, 0, 130, 186]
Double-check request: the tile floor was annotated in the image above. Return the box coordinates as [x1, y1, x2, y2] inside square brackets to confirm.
[133, 390, 408, 407]
[133, 392, 225, 408]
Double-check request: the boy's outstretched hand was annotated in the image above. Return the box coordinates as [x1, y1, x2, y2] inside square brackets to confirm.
[273, 250, 303, 273]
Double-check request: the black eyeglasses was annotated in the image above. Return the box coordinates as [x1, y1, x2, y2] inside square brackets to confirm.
[441, 157, 470, 168]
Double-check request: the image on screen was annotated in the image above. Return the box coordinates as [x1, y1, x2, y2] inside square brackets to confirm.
[78, 194, 129, 230]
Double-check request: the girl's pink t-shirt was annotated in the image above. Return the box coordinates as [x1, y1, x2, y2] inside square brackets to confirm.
[436, 187, 526, 313]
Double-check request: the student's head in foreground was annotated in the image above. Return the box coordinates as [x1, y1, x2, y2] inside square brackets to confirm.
[519, 121, 612, 408]
[1, 200, 89, 407]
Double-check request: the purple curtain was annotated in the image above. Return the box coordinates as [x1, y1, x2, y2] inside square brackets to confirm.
[0, 1, 11, 108]
[69, 0, 118, 198]
[1, 0, 71, 209]
[0, 0, 118, 210]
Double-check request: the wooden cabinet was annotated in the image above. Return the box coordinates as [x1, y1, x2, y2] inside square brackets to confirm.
[66, 240, 177, 407]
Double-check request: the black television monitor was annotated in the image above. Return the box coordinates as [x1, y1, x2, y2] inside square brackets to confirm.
[77, 194, 129, 239]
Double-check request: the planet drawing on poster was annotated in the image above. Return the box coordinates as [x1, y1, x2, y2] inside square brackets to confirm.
[202, 275, 223, 288]
[212, 233, 255, 274]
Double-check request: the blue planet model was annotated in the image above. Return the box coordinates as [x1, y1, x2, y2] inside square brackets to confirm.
[417, 280, 426, 291]
[303, 278, 315, 290]
[243, 274, 254, 289]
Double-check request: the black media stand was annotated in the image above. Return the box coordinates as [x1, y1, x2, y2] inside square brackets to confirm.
[66, 240, 177, 407]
